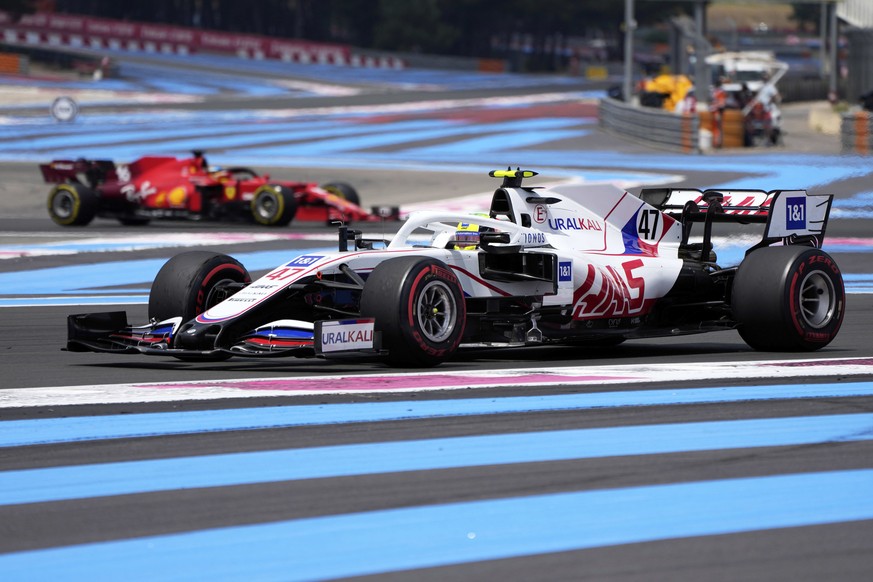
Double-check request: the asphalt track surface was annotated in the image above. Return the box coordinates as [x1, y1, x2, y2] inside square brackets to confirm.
[2, 51, 873, 580]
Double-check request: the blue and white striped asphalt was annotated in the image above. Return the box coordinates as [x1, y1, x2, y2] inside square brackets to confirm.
[3, 469, 868, 581]
[2, 107, 872, 220]
[1, 242, 871, 308]
[0, 50, 597, 99]
[2, 412, 873, 506]
[2, 52, 872, 581]
[3, 381, 873, 448]
[0, 382, 872, 579]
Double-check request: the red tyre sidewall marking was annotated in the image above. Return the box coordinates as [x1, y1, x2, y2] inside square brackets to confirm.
[406, 264, 465, 358]
[790, 255, 844, 344]
[789, 261, 804, 337]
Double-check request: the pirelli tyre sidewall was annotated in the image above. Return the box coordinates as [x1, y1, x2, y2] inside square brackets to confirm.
[47, 183, 98, 226]
[148, 251, 251, 323]
[251, 184, 297, 226]
[732, 246, 845, 351]
[361, 256, 466, 367]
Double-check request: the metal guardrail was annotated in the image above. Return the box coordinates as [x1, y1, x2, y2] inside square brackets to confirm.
[0, 42, 112, 77]
[599, 97, 700, 154]
[780, 77, 833, 103]
[841, 110, 873, 155]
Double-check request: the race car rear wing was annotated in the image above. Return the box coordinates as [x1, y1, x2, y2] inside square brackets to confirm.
[640, 187, 774, 217]
[39, 159, 117, 186]
[639, 187, 833, 254]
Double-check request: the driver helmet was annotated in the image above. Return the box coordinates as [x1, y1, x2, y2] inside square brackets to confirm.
[453, 222, 480, 250]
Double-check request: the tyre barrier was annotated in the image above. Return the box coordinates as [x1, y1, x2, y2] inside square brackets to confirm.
[0, 50, 26, 73]
[599, 97, 700, 154]
[841, 109, 873, 155]
[699, 109, 745, 149]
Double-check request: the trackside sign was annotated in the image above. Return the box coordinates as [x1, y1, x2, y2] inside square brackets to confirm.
[315, 319, 376, 354]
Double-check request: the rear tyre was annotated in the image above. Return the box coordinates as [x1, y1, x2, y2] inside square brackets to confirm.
[732, 246, 844, 351]
[321, 181, 361, 206]
[47, 183, 98, 226]
[149, 251, 251, 322]
[360, 257, 465, 367]
[251, 184, 297, 226]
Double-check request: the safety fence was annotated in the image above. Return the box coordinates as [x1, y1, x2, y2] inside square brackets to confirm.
[841, 110, 873, 155]
[599, 97, 700, 154]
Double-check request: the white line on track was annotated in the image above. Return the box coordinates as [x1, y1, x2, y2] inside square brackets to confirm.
[3, 356, 872, 408]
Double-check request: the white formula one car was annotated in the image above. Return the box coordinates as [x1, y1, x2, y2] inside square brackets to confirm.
[67, 169, 845, 367]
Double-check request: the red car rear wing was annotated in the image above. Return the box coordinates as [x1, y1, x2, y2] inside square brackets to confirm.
[39, 159, 117, 185]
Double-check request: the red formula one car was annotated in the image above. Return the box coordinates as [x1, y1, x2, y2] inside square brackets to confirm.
[40, 152, 399, 227]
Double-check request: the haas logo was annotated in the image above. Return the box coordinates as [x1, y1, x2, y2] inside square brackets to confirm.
[534, 204, 547, 224]
[572, 260, 645, 319]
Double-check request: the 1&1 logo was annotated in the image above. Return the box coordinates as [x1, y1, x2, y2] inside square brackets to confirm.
[785, 197, 806, 230]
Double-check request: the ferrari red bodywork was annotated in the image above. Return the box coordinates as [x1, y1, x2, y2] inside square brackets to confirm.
[40, 153, 398, 226]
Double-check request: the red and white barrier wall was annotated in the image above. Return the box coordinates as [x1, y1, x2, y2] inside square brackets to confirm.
[0, 11, 405, 69]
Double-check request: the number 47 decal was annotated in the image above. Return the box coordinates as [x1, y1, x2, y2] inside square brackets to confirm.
[637, 208, 660, 241]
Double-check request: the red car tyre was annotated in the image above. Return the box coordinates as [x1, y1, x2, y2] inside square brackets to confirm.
[47, 183, 98, 226]
[321, 181, 361, 206]
[732, 246, 845, 351]
[251, 184, 297, 226]
[149, 251, 251, 322]
[361, 256, 466, 367]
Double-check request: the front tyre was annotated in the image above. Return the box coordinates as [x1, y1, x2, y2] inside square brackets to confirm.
[251, 184, 297, 226]
[321, 182, 361, 206]
[149, 251, 251, 322]
[47, 183, 98, 226]
[361, 257, 465, 367]
[732, 246, 844, 351]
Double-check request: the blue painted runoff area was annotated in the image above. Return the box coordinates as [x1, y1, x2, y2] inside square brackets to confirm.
[3, 381, 873, 448]
[1, 412, 872, 505]
[0, 469, 871, 580]
[0, 248, 331, 296]
[0, 296, 148, 308]
[10, 118, 444, 150]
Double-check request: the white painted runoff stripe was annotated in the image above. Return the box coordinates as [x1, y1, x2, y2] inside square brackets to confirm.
[3, 357, 873, 407]
[3, 382, 873, 448]
[0, 469, 871, 581]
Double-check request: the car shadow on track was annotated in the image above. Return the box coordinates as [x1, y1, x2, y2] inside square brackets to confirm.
[64, 339, 791, 377]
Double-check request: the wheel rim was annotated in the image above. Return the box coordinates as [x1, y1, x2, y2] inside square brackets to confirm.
[253, 190, 279, 221]
[798, 271, 836, 328]
[415, 280, 456, 343]
[204, 277, 239, 310]
[51, 190, 75, 219]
